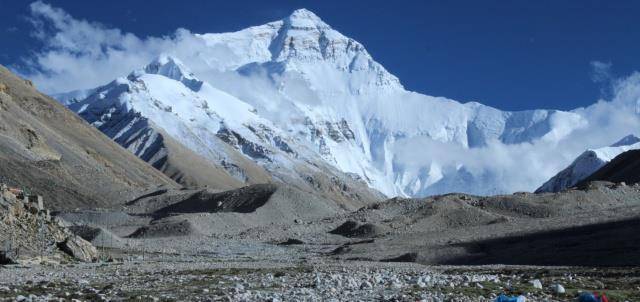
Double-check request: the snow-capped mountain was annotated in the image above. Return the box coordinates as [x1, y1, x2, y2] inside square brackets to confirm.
[67, 55, 381, 206]
[58, 9, 588, 197]
[536, 135, 640, 193]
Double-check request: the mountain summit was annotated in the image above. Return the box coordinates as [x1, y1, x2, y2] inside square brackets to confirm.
[58, 9, 589, 197]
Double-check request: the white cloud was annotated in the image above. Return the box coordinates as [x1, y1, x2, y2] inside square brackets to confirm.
[19, 1, 281, 98]
[18, 1, 316, 125]
[393, 75, 640, 194]
[379, 50, 640, 195]
[20, 1, 204, 93]
[590, 60, 613, 83]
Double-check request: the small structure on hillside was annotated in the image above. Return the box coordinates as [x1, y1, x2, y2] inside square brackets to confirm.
[0, 183, 44, 214]
[26, 195, 44, 211]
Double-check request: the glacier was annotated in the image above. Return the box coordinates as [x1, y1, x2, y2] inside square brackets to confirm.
[57, 9, 602, 197]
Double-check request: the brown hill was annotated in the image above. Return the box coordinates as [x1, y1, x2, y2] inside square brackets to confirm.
[0, 65, 177, 209]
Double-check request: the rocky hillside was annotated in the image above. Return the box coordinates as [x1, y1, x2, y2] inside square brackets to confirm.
[0, 189, 97, 263]
[0, 65, 177, 209]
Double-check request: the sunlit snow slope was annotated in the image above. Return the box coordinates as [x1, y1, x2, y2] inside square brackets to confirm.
[60, 9, 589, 197]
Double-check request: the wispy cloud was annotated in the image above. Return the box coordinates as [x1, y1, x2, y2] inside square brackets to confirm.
[590, 60, 613, 83]
[393, 78, 640, 194]
[20, 1, 196, 93]
[590, 60, 615, 99]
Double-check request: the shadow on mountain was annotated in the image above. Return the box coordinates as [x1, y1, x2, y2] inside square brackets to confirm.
[444, 218, 640, 266]
[153, 184, 278, 217]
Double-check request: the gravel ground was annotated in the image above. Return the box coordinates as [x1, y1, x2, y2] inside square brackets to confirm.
[0, 255, 638, 302]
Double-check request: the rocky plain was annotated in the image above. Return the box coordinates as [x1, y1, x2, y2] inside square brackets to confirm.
[2, 181, 640, 301]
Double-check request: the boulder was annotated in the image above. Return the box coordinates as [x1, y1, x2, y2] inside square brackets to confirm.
[529, 279, 543, 289]
[56, 236, 98, 262]
[552, 283, 565, 294]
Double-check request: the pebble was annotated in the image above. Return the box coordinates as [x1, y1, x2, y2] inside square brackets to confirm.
[360, 281, 372, 289]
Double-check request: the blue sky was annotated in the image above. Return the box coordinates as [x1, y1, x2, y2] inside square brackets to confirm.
[1, 0, 639, 111]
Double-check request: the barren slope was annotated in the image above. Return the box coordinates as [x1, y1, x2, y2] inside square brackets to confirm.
[0, 65, 177, 209]
[145, 124, 267, 189]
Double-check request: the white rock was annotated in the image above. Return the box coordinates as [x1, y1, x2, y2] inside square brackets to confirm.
[553, 284, 565, 294]
[529, 279, 542, 289]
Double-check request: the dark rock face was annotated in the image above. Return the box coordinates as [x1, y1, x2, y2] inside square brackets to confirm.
[329, 220, 387, 238]
[153, 184, 278, 217]
[127, 220, 197, 238]
[217, 128, 272, 161]
[578, 149, 640, 186]
[278, 238, 304, 245]
[246, 124, 296, 156]
[338, 119, 355, 141]
[381, 252, 420, 263]
[324, 119, 355, 143]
